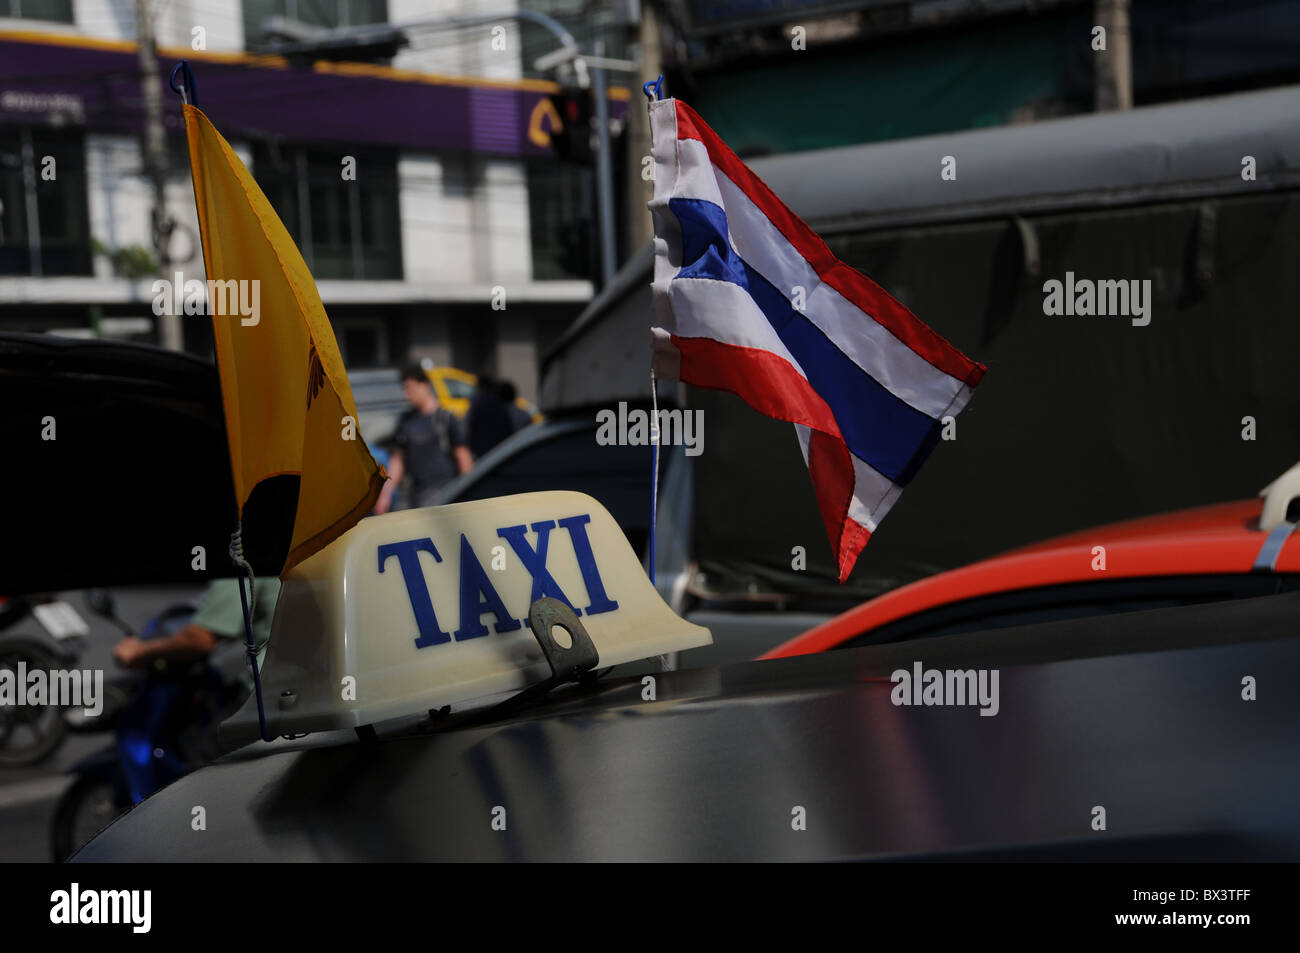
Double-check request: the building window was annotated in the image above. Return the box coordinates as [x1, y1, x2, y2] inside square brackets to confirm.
[243, 0, 389, 47]
[336, 316, 389, 367]
[0, 127, 91, 277]
[2, 0, 73, 22]
[252, 142, 402, 280]
[527, 160, 593, 281]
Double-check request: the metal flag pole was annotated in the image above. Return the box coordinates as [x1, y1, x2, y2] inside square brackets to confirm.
[643, 75, 664, 590]
[649, 367, 660, 587]
[229, 529, 271, 743]
[169, 60, 270, 742]
[643, 76, 677, 672]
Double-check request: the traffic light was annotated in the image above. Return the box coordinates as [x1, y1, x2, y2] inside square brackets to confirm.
[548, 87, 593, 163]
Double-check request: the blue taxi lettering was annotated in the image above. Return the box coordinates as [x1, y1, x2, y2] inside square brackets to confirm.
[496, 520, 582, 614]
[377, 537, 452, 648]
[557, 514, 619, 615]
[381, 513, 620, 651]
[455, 533, 522, 641]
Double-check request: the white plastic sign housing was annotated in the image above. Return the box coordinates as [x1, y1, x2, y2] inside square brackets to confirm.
[223, 491, 711, 744]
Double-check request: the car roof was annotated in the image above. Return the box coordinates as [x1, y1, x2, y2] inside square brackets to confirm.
[74, 587, 1300, 861]
[0, 332, 261, 591]
[764, 497, 1300, 659]
[1005, 498, 1267, 553]
[431, 416, 592, 503]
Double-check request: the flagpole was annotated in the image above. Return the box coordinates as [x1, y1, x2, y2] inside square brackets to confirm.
[169, 61, 272, 742]
[649, 367, 660, 587]
[230, 528, 271, 743]
[643, 75, 664, 593]
[643, 75, 678, 672]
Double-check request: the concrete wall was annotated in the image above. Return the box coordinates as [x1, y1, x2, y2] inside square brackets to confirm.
[156, 0, 245, 51]
[389, 0, 521, 80]
[66, 0, 517, 63]
[480, 157, 531, 285]
[399, 153, 476, 283]
[397, 153, 530, 285]
[71, 0, 136, 40]
[494, 310, 537, 403]
[71, 0, 243, 49]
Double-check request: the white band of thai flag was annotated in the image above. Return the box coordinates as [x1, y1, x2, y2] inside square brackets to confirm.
[648, 98, 986, 582]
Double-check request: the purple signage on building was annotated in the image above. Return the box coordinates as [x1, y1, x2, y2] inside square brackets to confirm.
[0, 35, 627, 158]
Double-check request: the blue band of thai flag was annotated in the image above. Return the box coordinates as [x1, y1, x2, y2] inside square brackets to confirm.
[648, 97, 986, 581]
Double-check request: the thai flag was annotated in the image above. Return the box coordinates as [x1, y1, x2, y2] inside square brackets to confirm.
[648, 99, 987, 582]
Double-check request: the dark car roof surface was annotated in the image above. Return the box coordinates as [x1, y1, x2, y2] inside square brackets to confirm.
[75, 589, 1300, 862]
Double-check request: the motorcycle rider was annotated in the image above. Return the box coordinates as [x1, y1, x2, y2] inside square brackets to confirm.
[112, 576, 280, 686]
[108, 576, 282, 800]
[115, 577, 282, 665]
[52, 579, 282, 859]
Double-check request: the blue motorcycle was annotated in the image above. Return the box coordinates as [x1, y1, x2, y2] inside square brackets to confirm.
[50, 592, 241, 862]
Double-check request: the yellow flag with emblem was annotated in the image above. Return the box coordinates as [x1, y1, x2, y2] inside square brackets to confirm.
[182, 103, 386, 574]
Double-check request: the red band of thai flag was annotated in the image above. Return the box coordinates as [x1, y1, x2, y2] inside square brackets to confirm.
[648, 98, 986, 582]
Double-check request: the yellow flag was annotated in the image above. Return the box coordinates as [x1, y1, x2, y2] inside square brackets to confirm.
[182, 103, 386, 573]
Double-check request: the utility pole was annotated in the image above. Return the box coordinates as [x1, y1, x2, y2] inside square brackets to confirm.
[136, 0, 182, 350]
[1094, 0, 1133, 111]
[625, 0, 659, 251]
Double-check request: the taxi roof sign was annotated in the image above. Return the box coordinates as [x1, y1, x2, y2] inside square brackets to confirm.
[222, 491, 711, 745]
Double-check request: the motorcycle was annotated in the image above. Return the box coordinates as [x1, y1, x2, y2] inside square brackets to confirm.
[0, 594, 91, 768]
[49, 590, 241, 863]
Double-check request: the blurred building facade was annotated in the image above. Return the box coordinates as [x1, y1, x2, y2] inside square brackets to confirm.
[6, 0, 1297, 401]
[657, 0, 1300, 157]
[0, 0, 635, 401]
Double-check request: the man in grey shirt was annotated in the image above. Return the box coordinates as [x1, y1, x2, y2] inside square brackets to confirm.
[375, 364, 473, 513]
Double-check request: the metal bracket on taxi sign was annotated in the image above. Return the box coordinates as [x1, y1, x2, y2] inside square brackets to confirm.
[421, 599, 602, 730]
[514, 597, 600, 706]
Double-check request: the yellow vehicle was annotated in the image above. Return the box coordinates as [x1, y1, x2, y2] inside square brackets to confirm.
[425, 366, 543, 423]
